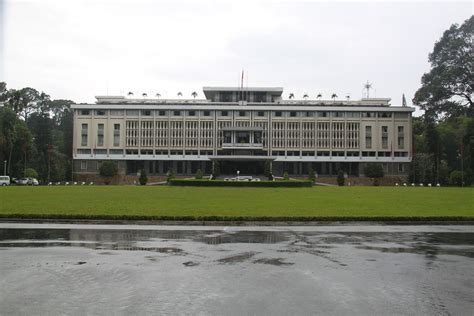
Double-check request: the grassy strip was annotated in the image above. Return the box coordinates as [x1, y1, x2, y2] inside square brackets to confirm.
[0, 186, 472, 220]
[169, 179, 313, 187]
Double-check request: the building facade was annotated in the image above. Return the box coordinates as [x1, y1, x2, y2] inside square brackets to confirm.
[71, 87, 414, 179]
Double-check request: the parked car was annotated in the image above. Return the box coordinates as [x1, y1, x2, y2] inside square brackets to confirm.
[30, 178, 39, 186]
[17, 178, 29, 185]
[0, 176, 10, 186]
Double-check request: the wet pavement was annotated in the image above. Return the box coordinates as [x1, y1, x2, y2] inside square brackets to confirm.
[0, 223, 473, 315]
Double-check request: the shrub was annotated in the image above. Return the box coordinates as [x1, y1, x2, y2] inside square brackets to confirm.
[169, 179, 312, 187]
[166, 169, 175, 182]
[24, 168, 38, 179]
[195, 169, 203, 179]
[364, 163, 384, 186]
[337, 169, 345, 186]
[99, 161, 117, 184]
[449, 170, 463, 186]
[139, 169, 148, 186]
[283, 171, 289, 181]
[308, 168, 315, 182]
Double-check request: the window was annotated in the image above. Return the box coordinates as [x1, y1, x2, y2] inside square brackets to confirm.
[290, 111, 297, 117]
[275, 111, 282, 117]
[395, 113, 408, 119]
[96, 110, 106, 116]
[257, 111, 265, 117]
[80, 110, 90, 115]
[346, 112, 360, 118]
[158, 110, 166, 116]
[221, 111, 228, 116]
[188, 110, 195, 116]
[397, 126, 404, 149]
[362, 112, 374, 118]
[81, 124, 88, 146]
[126, 110, 139, 116]
[398, 163, 405, 173]
[332, 112, 344, 118]
[97, 124, 104, 146]
[378, 112, 392, 118]
[382, 126, 388, 149]
[224, 131, 232, 143]
[113, 124, 120, 146]
[304, 111, 313, 117]
[173, 110, 181, 116]
[236, 132, 250, 143]
[80, 161, 87, 170]
[203, 110, 211, 116]
[317, 112, 328, 118]
[110, 110, 124, 116]
[365, 126, 372, 149]
[239, 111, 246, 117]
[142, 110, 151, 116]
[253, 131, 262, 144]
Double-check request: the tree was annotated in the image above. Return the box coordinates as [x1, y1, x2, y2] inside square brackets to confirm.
[142, 93, 147, 98]
[288, 93, 294, 100]
[337, 169, 345, 186]
[99, 161, 117, 184]
[195, 169, 203, 179]
[364, 163, 384, 186]
[264, 160, 272, 180]
[331, 93, 338, 101]
[177, 92, 183, 98]
[316, 93, 322, 99]
[139, 169, 148, 185]
[303, 93, 309, 100]
[283, 171, 289, 180]
[24, 168, 38, 179]
[127, 91, 134, 98]
[308, 168, 315, 182]
[155, 93, 161, 99]
[449, 170, 463, 186]
[191, 91, 198, 99]
[413, 16, 473, 119]
[166, 169, 175, 182]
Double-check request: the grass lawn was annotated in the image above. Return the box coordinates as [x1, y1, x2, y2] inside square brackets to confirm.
[0, 186, 472, 220]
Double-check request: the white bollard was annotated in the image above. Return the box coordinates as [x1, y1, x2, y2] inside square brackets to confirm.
[428, 183, 432, 187]
[411, 183, 415, 187]
[403, 183, 407, 187]
[82, 182, 86, 185]
[419, 183, 423, 187]
[437, 183, 441, 187]
[395, 183, 399, 186]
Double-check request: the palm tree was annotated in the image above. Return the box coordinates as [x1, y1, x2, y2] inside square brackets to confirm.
[346, 94, 350, 101]
[191, 91, 198, 99]
[316, 93, 322, 99]
[177, 92, 183, 98]
[142, 93, 147, 98]
[303, 93, 309, 100]
[155, 93, 161, 99]
[331, 93, 338, 101]
[289, 93, 295, 100]
[127, 91, 134, 98]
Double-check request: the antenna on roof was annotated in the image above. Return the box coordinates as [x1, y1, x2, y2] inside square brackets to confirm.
[363, 80, 373, 98]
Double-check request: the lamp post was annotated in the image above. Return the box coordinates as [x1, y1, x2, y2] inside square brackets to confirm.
[3, 160, 6, 176]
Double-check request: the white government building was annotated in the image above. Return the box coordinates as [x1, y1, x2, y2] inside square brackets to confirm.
[71, 86, 414, 180]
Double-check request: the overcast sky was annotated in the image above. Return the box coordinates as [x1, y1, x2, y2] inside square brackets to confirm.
[1, 0, 472, 114]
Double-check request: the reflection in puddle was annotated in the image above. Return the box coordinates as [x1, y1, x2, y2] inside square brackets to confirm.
[0, 228, 473, 259]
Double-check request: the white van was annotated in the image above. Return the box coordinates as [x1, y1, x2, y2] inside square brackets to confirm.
[0, 176, 10, 186]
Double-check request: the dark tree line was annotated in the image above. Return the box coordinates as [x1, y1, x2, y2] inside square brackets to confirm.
[411, 16, 473, 186]
[0, 83, 74, 182]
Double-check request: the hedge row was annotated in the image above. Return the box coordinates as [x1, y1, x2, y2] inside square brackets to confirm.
[169, 179, 313, 187]
[1, 214, 473, 222]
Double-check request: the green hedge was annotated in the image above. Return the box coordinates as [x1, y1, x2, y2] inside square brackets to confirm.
[169, 179, 313, 187]
[1, 213, 472, 222]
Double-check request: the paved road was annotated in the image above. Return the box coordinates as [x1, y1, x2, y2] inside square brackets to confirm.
[0, 224, 473, 315]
